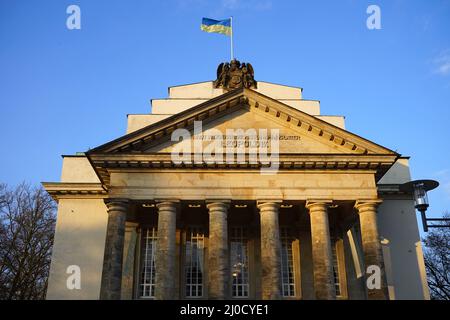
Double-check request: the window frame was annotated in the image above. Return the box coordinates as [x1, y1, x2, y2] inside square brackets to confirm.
[280, 226, 302, 299]
[137, 226, 158, 299]
[331, 238, 348, 299]
[182, 225, 206, 299]
[229, 226, 251, 299]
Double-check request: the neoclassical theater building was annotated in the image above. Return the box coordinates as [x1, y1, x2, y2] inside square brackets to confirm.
[44, 61, 429, 300]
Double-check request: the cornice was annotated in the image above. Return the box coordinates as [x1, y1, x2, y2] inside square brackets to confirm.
[377, 183, 414, 199]
[88, 153, 397, 187]
[41, 182, 107, 201]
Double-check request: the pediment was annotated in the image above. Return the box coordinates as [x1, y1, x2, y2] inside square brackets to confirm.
[88, 88, 397, 156]
[147, 108, 356, 154]
[87, 88, 399, 186]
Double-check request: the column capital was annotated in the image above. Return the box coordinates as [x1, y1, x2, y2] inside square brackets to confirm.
[206, 200, 230, 211]
[305, 199, 332, 212]
[156, 200, 179, 211]
[354, 199, 383, 213]
[257, 200, 282, 211]
[104, 198, 129, 212]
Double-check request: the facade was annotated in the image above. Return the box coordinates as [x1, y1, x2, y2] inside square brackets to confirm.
[43, 64, 429, 300]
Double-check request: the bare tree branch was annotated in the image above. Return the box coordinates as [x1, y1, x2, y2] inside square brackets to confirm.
[423, 212, 450, 300]
[0, 183, 56, 300]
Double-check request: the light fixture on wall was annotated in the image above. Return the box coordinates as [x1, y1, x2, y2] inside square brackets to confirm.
[400, 179, 447, 232]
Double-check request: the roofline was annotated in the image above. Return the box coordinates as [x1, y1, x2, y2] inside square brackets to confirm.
[168, 80, 214, 89]
[127, 114, 173, 117]
[87, 88, 244, 154]
[278, 99, 319, 102]
[243, 89, 400, 156]
[167, 80, 303, 92]
[87, 87, 399, 157]
[61, 154, 86, 158]
[257, 81, 303, 92]
[317, 115, 345, 118]
[151, 98, 210, 101]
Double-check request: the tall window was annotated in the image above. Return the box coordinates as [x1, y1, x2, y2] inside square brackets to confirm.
[140, 227, 157, 298]
[230, 226, 249, 298]
[331, 241, 341, 297]
[184, 227, 205, 298]
[280, 227, 296, 297]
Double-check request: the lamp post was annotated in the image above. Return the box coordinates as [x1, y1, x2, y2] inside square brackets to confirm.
[400, 179, 441, 232]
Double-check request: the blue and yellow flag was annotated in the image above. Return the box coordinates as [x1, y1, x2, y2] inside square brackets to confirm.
[201, 18, 232, 36]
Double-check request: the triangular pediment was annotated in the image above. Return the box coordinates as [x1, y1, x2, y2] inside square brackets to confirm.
[88, 88, 397, 156]
[87, 88, 399, 186]
[146, 108, 356, 154]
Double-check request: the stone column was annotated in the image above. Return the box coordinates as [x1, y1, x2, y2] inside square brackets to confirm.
[155, 201, 178, 300]
[257, 201, 282, 300]
[355, 200, 388, 300]
[306, 200, 336, 300]
[206, 201, 230, 299]
[121, 222, 138, 300]
[100, 199, 129, 300]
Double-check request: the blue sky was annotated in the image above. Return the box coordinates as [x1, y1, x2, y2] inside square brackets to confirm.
[1, 0, 449, 231]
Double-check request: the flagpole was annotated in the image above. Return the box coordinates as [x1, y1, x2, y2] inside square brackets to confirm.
[230, 16, 234, 60]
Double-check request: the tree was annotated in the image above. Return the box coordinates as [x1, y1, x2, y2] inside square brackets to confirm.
[423, 212, 450, 300]
[0, 183, 56, 300]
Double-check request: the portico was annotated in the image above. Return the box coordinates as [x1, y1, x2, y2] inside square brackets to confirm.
[44, 76, 428, 300]
[96, 195, 388, 300]
[86, 85, 396, 299]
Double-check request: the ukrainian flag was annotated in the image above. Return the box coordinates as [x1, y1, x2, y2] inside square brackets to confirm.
[201, 18, 232, 36]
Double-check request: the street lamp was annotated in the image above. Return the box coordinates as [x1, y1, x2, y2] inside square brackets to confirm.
[400, 179, 439, 232]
